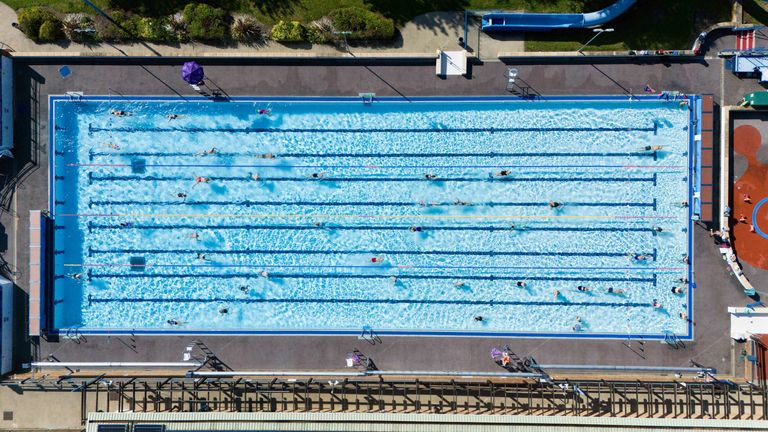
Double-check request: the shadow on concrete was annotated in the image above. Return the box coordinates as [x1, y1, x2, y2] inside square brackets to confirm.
[12, 283, 32, 370]
[0, 65, 43, 215]
[366, 0, 468, 26]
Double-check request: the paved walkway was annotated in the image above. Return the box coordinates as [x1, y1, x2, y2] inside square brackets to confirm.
[0, 4, 522, 59]
[0, 57, 755, 378]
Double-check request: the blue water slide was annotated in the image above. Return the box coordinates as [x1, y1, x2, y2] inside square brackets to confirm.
[481, 0, 636, 32]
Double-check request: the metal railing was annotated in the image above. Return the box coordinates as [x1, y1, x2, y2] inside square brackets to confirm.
[2, 376, 765, 422]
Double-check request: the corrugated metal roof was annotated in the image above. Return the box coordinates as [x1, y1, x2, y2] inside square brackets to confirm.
[86, 412, 768, 432]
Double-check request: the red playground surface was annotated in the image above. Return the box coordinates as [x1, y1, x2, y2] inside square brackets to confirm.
[732, 125, 768, 270]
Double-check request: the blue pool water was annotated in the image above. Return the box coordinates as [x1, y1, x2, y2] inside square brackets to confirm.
[50, 96, 694, 337]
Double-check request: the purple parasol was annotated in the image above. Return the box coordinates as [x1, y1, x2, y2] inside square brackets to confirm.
[181, 61, 204, 85]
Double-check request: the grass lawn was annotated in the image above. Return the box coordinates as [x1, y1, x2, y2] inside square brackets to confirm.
[1, 0, 110, 14]
[524, 0, 733, 51]
[1, 0, 732, 51]
[0, 0, 628, 24]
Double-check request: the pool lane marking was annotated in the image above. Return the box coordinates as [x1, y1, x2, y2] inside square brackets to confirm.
[86, 248, 656, 258]
[63, 263, 686, 271]
[57, 213, 679, 220]
[86, 151, 659, 158]
[86, 175, 659, 183]
[88, 125, 658, 134]
[86, 272, 657, 283]
[87, 200, 658, 208]
[84, 222, 659, 233]
[85, 295, 655, 308]
[68, 163, 687, 170]
[753, 197, 768, 240]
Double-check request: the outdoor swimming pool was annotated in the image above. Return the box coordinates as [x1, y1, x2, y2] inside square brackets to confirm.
[49, 96, 696, 338]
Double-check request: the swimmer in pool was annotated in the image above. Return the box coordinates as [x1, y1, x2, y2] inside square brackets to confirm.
[258, 108, 271, 115]
[425, 173, 437, 180]
[102, 142, 121, 150]
[195, 147, 216, 156]
[167, 114, 181, 120]
[110, 109, 131, 117]
[454, 281, 466, 288]
[409, 226, 423, 232]
[193, 176, 210, 187]
[644, 145, 663, 151]
[250, 172, 260, 181]
[261, 153, 275, 159]
[549, 201, 561, 208]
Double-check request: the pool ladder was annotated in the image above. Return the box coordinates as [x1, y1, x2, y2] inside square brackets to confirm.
[359, 93, 375, 105]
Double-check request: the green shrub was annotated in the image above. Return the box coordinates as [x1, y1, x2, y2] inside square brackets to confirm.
[38, 19, 63, 42]
[18, 7, 59, 41]
[231, 16, 264, 44]
[136, 16, 173, 42]
[183, 3, 227, 40]
[307, 17, 335, 44]
[94, 11, 139, 41]
[329, 7, 394, 40]
[168, 13, 189, 42]
[270, 20, 305, 42]
[63, 15, 98, 43]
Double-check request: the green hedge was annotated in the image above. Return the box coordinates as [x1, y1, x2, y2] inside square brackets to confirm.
[270, 20, 305, 42]
[136, 16, 173, 42]
[183, 3, 227, 40]
[38, 19, 62, 41]
[18, 6, 62, 42]
[329, 7, 394, 40]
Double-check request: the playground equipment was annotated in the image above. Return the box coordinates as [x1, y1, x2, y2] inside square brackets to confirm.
[481, 0, 636, 32]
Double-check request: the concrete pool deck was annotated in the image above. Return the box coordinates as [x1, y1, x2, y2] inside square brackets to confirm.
[0, 55, 764, 376]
